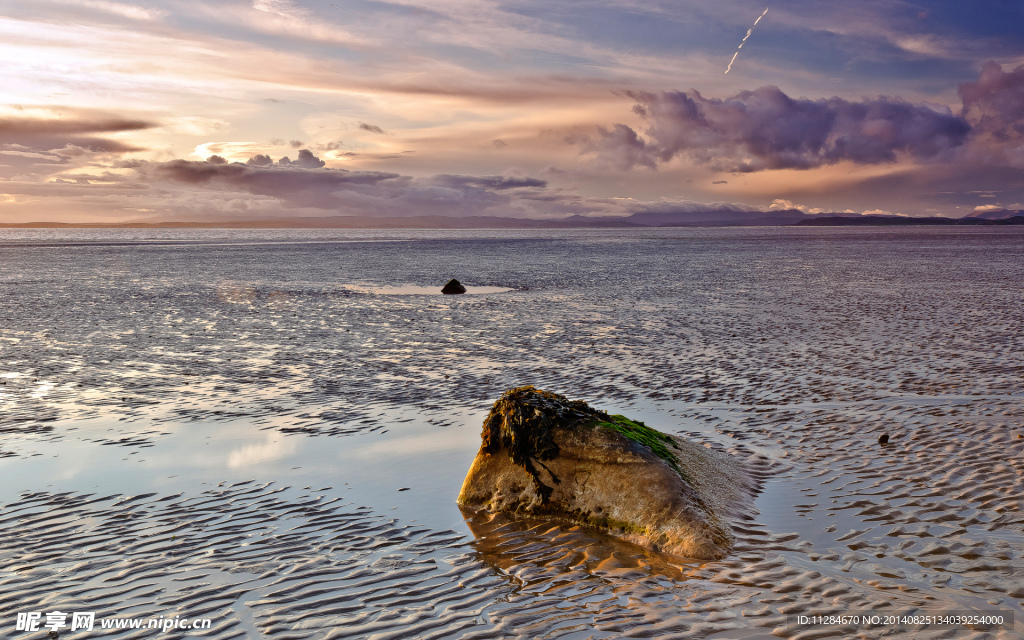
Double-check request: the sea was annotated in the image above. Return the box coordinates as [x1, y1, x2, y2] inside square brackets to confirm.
[1, 226, 1022, 639]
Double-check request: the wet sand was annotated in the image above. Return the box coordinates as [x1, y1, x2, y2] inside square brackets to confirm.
[0, 227, 1022, 638]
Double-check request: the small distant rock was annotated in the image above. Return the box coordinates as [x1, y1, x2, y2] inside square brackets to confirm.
[441, 279, 467, 294]
[878, 434, 890, 444]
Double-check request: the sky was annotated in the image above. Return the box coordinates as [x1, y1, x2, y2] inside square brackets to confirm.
[2, 0, 1024, 222]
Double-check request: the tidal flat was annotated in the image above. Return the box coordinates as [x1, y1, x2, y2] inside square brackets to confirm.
[1, 226, 1022, 639]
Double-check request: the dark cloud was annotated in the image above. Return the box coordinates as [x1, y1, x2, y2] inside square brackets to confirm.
[574, 123, 655, 170]
[149, 156, 399, 209]
[492, 139, 508, 148]
[277, 149, 326, 168]
[152, 157, 386, 187]
[144, 157, 560, 216]
[358, 123, 387, 134]
[0, 117, 154, 135]
[289, 139, 304, 148]
[246, 154, 274, 166]
[207, 155, 228, 164]
[111, 158, 148, 169]
[585, 87, 970, 172]
[432, 175, 548, 190]
[0, 115, 155, 153]
[959, 62, 1024, 165]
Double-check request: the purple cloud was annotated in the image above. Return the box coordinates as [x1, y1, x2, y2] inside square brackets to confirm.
[145, 154, 555, 216]
[431, 175, 547, 190]
[574, 123, 656, 170]
[277, 149, 326, 168]
[960, 62, 1024, 139]
[0, 115, 155, 153]
[584, 87, 970, 172]
[246, 154, 274, 166]
[959, 62, 1024, 166]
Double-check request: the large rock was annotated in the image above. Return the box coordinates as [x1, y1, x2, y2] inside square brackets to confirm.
[457, 386, 754, 560]
[441, 279, 467, 294]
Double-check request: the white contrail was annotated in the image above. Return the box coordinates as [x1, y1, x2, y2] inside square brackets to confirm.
[725, 7, 769, 74]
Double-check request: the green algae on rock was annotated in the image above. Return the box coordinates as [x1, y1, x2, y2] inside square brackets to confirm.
[594, 414, 687, 480]
[459, 386, 756, 560]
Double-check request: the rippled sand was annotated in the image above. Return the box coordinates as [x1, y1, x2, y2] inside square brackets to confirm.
[1, 227, 1022, 638]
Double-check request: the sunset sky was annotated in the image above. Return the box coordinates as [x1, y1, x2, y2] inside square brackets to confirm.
[2, 0, 1024, 222]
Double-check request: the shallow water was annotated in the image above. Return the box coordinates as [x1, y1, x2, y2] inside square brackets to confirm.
[1, 227, 1022, 639]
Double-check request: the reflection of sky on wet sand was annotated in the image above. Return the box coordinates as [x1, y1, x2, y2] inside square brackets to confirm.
[0, 407, 482, 532]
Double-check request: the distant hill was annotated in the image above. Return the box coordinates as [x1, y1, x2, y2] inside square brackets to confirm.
[3, 210, 1024, 229]
[0, 215, 643, 230]
[964, 209, 1024, 220]
[623, 208, 812, 227]
[0, 208, 820, 229]
[795, 215, 1024, 226]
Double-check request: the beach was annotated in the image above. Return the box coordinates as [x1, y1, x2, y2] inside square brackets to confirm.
[1, 226, 1022, 639]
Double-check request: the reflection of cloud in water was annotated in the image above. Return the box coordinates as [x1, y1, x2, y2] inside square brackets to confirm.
[347, 429, 474, 460]
[228, 433, 298, 468]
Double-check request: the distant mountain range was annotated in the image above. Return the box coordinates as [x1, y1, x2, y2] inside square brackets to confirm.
[3, 209, 1023, 229]
[794, 211, 1024, 226]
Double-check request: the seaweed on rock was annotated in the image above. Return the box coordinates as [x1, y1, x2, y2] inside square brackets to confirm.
[480, 386, 690, 500]
[481, 386, 606, 501]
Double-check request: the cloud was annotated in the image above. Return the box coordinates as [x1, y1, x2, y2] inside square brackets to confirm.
[278, 149, 325, 168]
[142, 154, 557, 216]
[358, 123, 387, 134]
[151, 151, 383, 193]
[431, 175, 547, 190]
[246, 154, 274, 166]
[768, 198, 801, 211]
[44, 0, 166, 21]
[0, 114, 156, 153]
[959, 62, 1024, 166]
[0, 114, 156, 180]
[583, 87, 970, 172]
[252, 0, 308, 18]
[0, 116, 153, 136]
[573, 123, 656, 171]
[111, 158, 148, 169]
